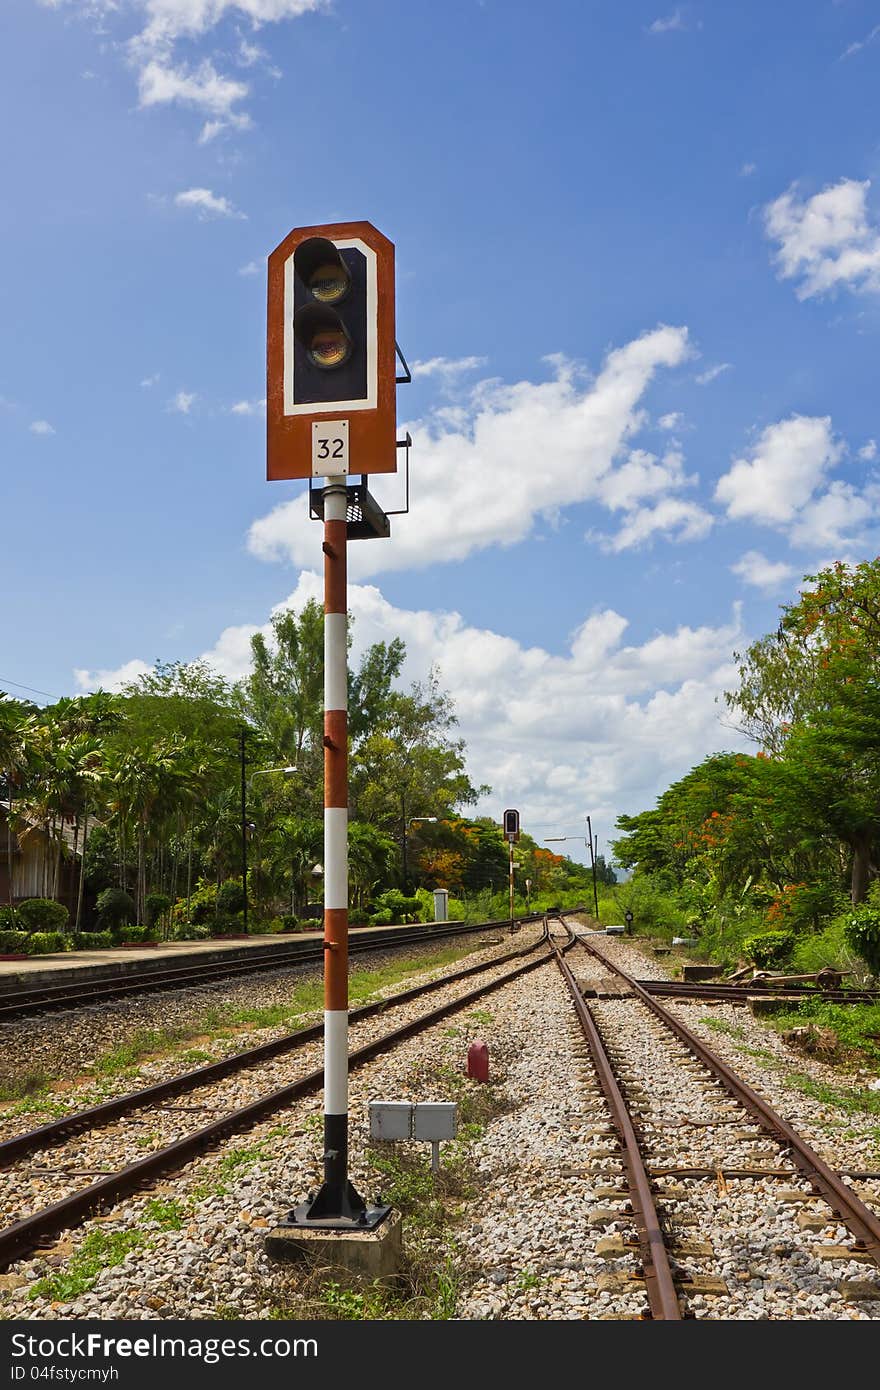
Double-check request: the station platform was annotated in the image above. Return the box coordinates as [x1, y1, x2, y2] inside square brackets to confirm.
[0, 921, 469, 995]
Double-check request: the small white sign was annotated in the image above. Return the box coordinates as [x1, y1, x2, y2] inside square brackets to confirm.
[311, 419, 350, 476]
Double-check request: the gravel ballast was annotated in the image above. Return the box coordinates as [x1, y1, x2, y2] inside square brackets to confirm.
[1, 918, 878, 1320]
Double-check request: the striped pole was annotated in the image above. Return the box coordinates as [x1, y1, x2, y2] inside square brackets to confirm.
[301, 480, 367, 1224]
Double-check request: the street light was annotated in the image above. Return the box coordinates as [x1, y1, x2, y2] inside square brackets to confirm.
[241, 761, 297, 932]
[401, 814, 437, 895]
[544, 815, 600, 919]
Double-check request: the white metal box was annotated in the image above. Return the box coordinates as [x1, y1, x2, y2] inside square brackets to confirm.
[411, 1102, 457, 1142]
[369, 1101, 413, 1140]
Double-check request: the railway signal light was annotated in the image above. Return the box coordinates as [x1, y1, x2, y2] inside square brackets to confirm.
[267, 221, 398, 481]
[503, 808, 520, 842]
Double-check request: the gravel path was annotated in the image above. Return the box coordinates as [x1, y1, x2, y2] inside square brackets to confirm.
[1, 917, 878, 1321]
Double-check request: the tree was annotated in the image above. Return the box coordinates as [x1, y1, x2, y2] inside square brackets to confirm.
[726, 559, 880, 903]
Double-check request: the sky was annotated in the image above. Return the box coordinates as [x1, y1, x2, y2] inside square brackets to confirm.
[2, 0, 880, 865]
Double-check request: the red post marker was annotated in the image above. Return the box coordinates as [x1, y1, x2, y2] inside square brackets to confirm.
[466, 1040, 489, 1082]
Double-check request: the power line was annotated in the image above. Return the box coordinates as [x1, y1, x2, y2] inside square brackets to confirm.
[0, 675, 59, 702]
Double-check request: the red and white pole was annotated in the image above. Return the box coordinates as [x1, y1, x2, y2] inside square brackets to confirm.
[300, 479, 368, 1224]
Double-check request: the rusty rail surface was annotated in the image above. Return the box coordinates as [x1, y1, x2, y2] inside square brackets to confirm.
[549, 936, 682, 1319]
[576, 933, 880, 1272]
[638, 979, 880, 1005]
[0, 925, 559, 1271]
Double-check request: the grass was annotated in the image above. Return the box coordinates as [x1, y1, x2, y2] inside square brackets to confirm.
[699, 1017, 747, 1041]
[784, 1072, 880, 1118]
[28, 1229, 146, 1303]
[0, 1069, 50, 1103]
[766, 999, 880, 1066]
[143, 1197, 188, 1230]
[51, 941, 491, 1085]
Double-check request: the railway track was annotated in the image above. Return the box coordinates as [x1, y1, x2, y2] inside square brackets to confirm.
[549, 917, 880, 1318]
[637, 979, 880, 1006]
[0, 920, 559, 1272]
[0, 914, 545, 1022]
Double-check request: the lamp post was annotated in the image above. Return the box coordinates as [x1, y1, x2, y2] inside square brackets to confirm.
[241, 762, 297, 931]
[525, 878, 532, 912]
[401, 809, 437, 896]
[544, 816, 600, 919]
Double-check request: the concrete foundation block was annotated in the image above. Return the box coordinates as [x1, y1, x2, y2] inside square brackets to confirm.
[264, 1207, 403, 1285]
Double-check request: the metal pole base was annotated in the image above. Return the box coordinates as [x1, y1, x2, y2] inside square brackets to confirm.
[284, 1181, 392, 1232]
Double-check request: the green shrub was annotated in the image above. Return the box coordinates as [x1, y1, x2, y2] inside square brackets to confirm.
[172, 922, 210, 941]
[209, 914, 244, 937]
[841, 906, 880, 978]
[0, 929, 29, 953]
[789, 922, 855, 976]
[145, 893, 172, 930]
[187, 882, 219, 925]
[216, 880, 246, 915]
[369, 890, 423, 924]
[0, 906, 17, 930]
[26, 931, 70, 955]
[96, 888, 136, 930]
[742, 930, 795, 969]
[368, 908, 393, 926]
[117, 924, 153, 944]
[17, 899, 69, 933]
[74, 931, 113, 950]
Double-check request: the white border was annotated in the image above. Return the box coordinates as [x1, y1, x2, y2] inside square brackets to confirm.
[283, 238, 377, 416]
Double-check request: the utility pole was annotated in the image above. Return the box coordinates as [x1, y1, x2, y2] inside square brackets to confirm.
[586, 814, 599, 920]
[239, 727, 248, 933]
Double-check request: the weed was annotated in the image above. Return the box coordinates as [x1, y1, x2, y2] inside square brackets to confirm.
[0, 1069, 50, 1102]
[515, 1269, 540, 1291]
[699, 1017, 746, 1041]
[767, 1000, 880, 1066]
[28, 1229, 145, 1303]
[144, 1198, 187, 1230]
[784, 1073, 880, 1117]
[466, 1009, 493, 1028]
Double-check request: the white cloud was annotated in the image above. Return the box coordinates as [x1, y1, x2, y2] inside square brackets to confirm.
[739, 162, 756, 177]
[192, 573, 750, 838]
[250, 326, 698, 578]
[238, 259, 263, 276]
[859, 439, 877, 462]
[841, 23, 880, 60]
[29, 420, 55, 435]
[138, 56, 248, 112]
[730, 550, 795, 592]
[74, 659, 153, 694]
[599, 497, 713, 552]
[411, 355, 488, 380]
[657, 411, 683, 430]
[648, 10, 686, 33]
[42, 0, 325, 139]
[695, 363, 731, 385]
[789, 480, 879, 550]
[174, 187, 245, 219]
[230, 398, 266, 415]
[764, 178, 880, 299]
[134, 0, 326, 51]
[715, 415, 842, 524]
[140, 372, 160, 388]
[716, 414, 880, 553]
[169, 389, 196, 413]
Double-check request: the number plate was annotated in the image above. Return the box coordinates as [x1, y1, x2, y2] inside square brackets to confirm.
[311, 419, 350, 476]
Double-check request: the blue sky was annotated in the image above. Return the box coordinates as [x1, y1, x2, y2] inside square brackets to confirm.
[3, 0, 880, 862]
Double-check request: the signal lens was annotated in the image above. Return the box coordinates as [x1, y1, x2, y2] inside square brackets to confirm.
[308, 262, 350, 303]
[308, 328, 351, 369]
